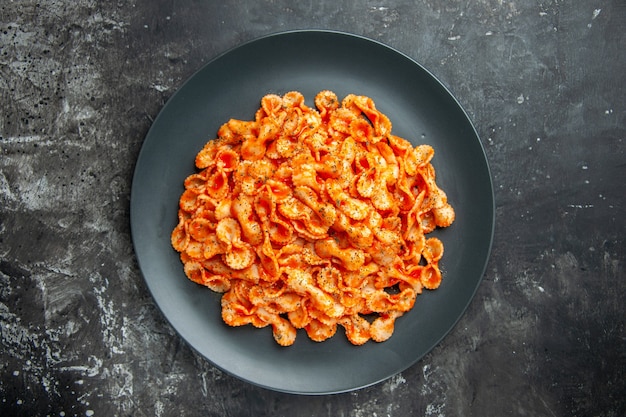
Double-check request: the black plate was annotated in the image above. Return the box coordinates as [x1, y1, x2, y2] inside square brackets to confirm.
[130, 30, 494, 395]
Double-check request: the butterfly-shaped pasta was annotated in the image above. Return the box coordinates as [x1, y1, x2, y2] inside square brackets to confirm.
[172, 91, 455, 346]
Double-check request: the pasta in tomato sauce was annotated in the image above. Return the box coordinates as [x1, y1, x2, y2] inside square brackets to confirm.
[171, 91, 455, 346]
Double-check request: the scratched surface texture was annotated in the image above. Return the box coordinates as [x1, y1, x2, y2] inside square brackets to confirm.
[1, 0, 625, 416]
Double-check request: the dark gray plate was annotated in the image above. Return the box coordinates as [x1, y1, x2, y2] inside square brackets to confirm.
[130, 30, 494, 395]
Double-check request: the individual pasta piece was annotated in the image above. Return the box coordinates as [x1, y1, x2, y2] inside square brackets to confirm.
[260, 93, 283, 117]
[293, 186, 337, 227]
[420, 210, 437, 234]
[226, 118, 259, 138]
[215, 148, 240, 172]
[288, 300, 312, 329]
[325, 179, 371, 221]
[365, 287, 416, 313]
[195, 140, 221, 169]
[202, 234, 225, 260]
[423, 237, 444, 264]
[349, 117, 374, 144]
[314, 237, 365, 272]
[342, 94, 392, 140]
[338, 287, 364, 312]
[255, 307, 297, 347]
[171, 211, 190, 252]
[240, 116, 280, 160]
[314, 90, 339, 119]
[231, 194, 263, 246]
[284, 268, 344, 318]
[433, 203, 456, 228]
[223, 246, 255, 271]
[255, 234, 281, 280]
[305, 319, 337, 342]
[184, 171, 210, 191]
[183, 261, 231, 293]
[278, 196, 329, 238]
[221, 288, 263, 327]
[332, 211, 374, 249]
[342, 262, 379, 288]
[187, 217, 215, 242]
[338, 314, 371, 346]
[420, 263, 442, 290]
[182, 260, 205, 285]
[205, 170, 230, 200]
[404, 144, 434, 175]
[328, 107, 355, 136]
[265, 179, 292, 202]
[370, 176, 397, 212]
[370, 311, 404, 343]
[315, 265, 341, 294]
[292, 162, 323, 193]
[215, 218, 256, 270]
[356, 168, 377, 198]
[179, 188, 203, 213]
[248, 285, 301, 315]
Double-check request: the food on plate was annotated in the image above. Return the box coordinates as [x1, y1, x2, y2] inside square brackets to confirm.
[171, 90, 455, 346]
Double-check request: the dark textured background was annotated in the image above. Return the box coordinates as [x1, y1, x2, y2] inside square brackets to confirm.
[1, 1, 624, 416]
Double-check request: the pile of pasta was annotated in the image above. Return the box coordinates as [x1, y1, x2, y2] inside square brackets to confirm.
[171, 91, 455, 346]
